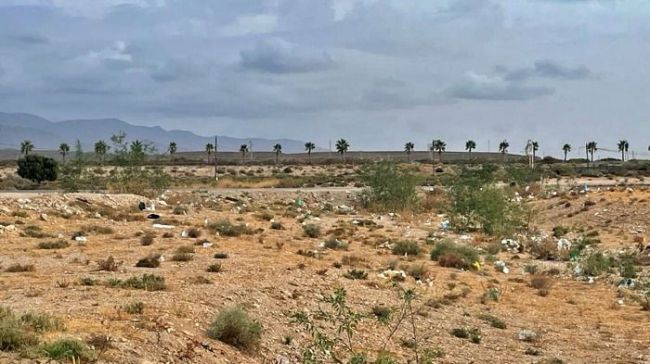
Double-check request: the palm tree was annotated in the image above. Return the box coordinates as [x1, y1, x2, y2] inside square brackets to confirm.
[532, 141, 539, 161]
[273, 143, 282, 165]
[586, 141, 597, 162]
[59, 143, 70, 163]
[305, 142, 316, 164]
[94, 140, 108, 164]
[239, 144, 249, 163]
[205, 143, 214, 164]
[465, 140, 476, 160]
[431, 139, 446, 162]
[20, 140, 34, 156]
[404, 142, 414, 162]
[168, 142, 177, 161]
[498, 140, 509, 162]
[335, 139, 350, 161]
[617, 140, 629, 162]
[562, 144, 571, 162]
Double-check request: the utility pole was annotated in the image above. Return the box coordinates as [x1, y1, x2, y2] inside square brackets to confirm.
[328, 139, 332, 159]
[213, 136, 218, 179]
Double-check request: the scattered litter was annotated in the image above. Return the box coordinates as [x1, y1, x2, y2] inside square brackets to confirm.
[146, 214, 160, 220]
[378, 270, 406, 281]
[294, 198, 305, 207]
[472, 261, 482, 271]
[201, 241, 213, 248]
[494, 260, 509, 274]
[153, 224, 175, 229]
[556, 238, 572, 251]
[618, 278, 636, 289]
[74, 236, 87, 243]
[181, 230, 189, 238]
[439, 220, 450, 230]
[501, 238, 520, 252]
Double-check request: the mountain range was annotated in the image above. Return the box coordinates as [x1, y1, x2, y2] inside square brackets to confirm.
[0, 112, 310, 153]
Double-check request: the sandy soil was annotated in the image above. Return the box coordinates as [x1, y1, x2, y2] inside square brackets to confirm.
[0, 187, 649, 363]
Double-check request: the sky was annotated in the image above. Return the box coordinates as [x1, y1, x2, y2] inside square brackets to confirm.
[0, 0, 649, 158]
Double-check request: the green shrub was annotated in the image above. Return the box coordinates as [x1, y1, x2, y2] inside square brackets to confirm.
[123, 302, 144, 315]
[37, 240, 69, 249]
[171, 253, 193, 262]
[17, 155, 58, 183]
[209, 220, 253, 237]
[207, 306, 262, 351]
[582, 252, 613, 277]
[302, 224, 321, 238]
[478, 313, 506, 329]
[207, 263, 222, 273]
[371, 306, 392, 325]
[79, 277, 99, 286]
[0, 307, 38, 351]
[19, 313, 64, 332]
[430, 240, 479, 269]
[391, 241, 420, 256]
[41, 338, 95, 361]
[323, 237, 348, 250]
[448, 180, 528, 236]
[135, 254, 161, 268]
[82, 225, 114, 235]
[552, 226, 569, 238]
[110, 274, 166, 291]
[360, 161, 419, 211]
[22, 225, 51, 238]
[343, 269, 368, 280]
[5, 263, 35, 273]
[140, 233, 155, 246]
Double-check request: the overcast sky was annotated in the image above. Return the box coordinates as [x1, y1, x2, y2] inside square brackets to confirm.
[0, 0, 649, 157]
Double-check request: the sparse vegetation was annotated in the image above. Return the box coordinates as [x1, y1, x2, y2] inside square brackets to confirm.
[207, 306, 262, 351]
[302, 223, 322, 238]
[430, 240, 479, 269]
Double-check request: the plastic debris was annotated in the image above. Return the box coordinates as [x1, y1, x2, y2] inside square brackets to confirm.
[75, 236, 87, 242]
[501, 238, 520, 252]
[495, 260, 509, 274]
[153, 224, 174, 229]
[439, 220, 450, 230]
[557, 238, 572, 251]
[378, 270, 406, 281]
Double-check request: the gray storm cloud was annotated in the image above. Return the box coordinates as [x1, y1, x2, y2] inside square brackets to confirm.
[0, 0, 647, 157]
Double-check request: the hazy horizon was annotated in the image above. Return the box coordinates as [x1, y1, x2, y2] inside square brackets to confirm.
[0, 1, 649, 158]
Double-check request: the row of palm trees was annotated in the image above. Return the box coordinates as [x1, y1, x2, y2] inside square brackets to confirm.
[404, 139, 640, 163]
[17, 138, 644, 164]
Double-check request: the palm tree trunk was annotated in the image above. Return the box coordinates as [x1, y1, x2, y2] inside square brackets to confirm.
[564, 151, 567, 162]
[308, 151, 311, 164]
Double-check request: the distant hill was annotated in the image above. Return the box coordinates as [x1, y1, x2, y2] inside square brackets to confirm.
[0, 112, 310, 153]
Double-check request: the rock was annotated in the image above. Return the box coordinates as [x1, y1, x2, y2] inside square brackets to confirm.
[517, 329, 538, 342]
[39, 213, 48, 221]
